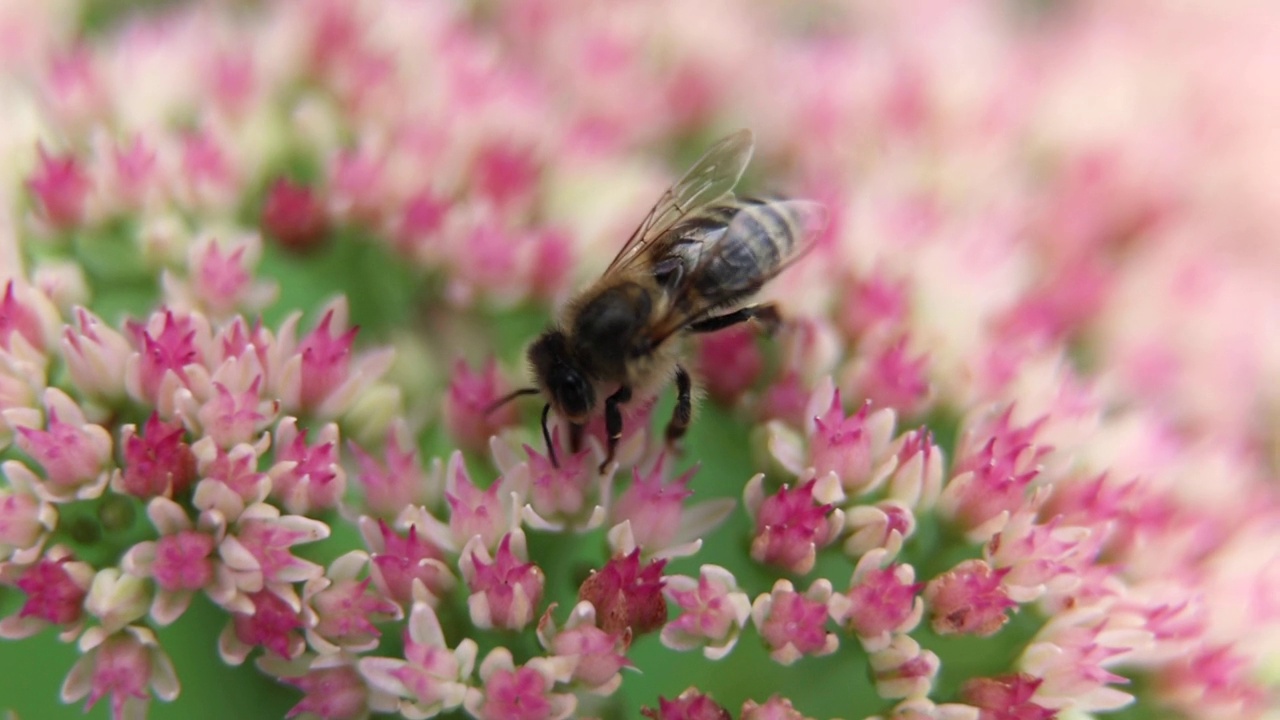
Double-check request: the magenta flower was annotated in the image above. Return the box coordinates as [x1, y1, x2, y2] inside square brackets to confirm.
[829, 549, 924, 651]
[359, 601, 477, 718]
[744, 474, 844, 575]
[279, 662, 374, 720]
[122, 496, 223, 624]
[60, 626, 179, 720]
[750, 579, 839, 666]
[459, 531, 545, 631]
[222, 589, 307, 664]
[0, 547, 94, 641]
[262, 178, 329, 252]
[537, 600, 633, 694]
[868, 635, 941, 700]
[0, 465, 57, 565]
[577, 549, 668, 637]
[349, 421, 437, 517]
[739, 695, 813, 720]
[27, 144, 92, 230]
[10, 388, 113, 502]
[268, 418, 345, 515]
[924, 559, 1018, 637]
[608, 454, 734, 559]
[660, 565, 752, 660]
[301, 552, 401, 655]
[442, 357, 519, 453]
[462, 648, 577, 720]
[358, 518, 455, 607]
[641, 688, 732, 720]
[114, 413, 197, 499]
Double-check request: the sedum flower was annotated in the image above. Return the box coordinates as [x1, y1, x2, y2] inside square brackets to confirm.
[750, 579, 839, 666]
[537, 601, 633, 695]
[459, 530, 545, 631]
[113, 413, 197, 500]
[301, 552, 402, 655]
[744, 473, 844, 575]
[660, 564, 752, 660]
[829, 549, 925, 651]
[61, 626, 179, 720]
[122, 496, 226, 624]
[607, 454, 734, 560]
[8, 387, 113, 503]
[462, 647, 577, 720]
[359, 601, 477, 719]
[923, 559, 1017, 638]
[0, 546, 94, 641]
[578, 549, 668, 637]
[641, 688, 732, 720]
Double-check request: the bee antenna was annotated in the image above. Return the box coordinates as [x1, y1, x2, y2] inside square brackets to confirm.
[485, 387, 540, 416]
[540, 403, 560, 468]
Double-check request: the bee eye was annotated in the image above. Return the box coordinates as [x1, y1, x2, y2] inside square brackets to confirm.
[554, 369, 593, 418]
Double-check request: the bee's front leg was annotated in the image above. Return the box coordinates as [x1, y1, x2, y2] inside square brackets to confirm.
[601, 385, 632, 473]
[688, 303, 781, 336]
[665, 365, 693, 448]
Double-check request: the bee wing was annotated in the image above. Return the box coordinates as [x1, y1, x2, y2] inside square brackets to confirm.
[603, 129, 755, 276]
[642, 199, 828, 348]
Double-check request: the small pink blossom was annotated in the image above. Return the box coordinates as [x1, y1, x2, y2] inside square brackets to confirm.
[168, 235, 277, 317]
[0, 279, 52, 353]
[940, 409, 1051, 540]
[0, 548, 93, 640]
[660, 564, 752, 660]
[925, 560, 1017, 637]
[495, 430, 611, 532]
[442, 357, 518, 452]
[744, 474, 844, 575]
[885, 427, 945, 510]
[263, 178, 329, 252]
[986, 511, 1096, 603]
[124, 310, 204, 407]
[739, 695, 812, 720]
[196, 376, 277, 448]
[1021, 610, 1148, 713]
[194, 441, 270, 502]
[829, 550, 924, 651]
[359, 601, 477, 718]
[869, 635, 941, 700]
[269, 418, 346, 515]
[60, 307, 133, 400]
[843, 335, 932, 418]
[1154, 645, 1270, 719]
[838, 271, 909, 341]
[843, 500, 917, 558]
[460, 531, 545, 631]
[359, 518, 455, 606]
[302, 552, 401, 655]
[695, 326, 764, 404]
[0, 468, 57, 565]
[537, 601, 632, 694]
[11, 388, 112, 501]
[394, 189, 450, 250]
[750, 579, 838, 666]
[642, 688, 732, 720]
[809, 391, 898, 494]
[578, 549, 667, 637]
[108, 135, 160, 210]
[474, 141, 541, 209]
[961, 674, 1055, 720]
[272, 300, 394, 418]
[349, 422, 437, 517]
[223, 589, 307, 663]
[412, 449, 524, 553]
[280, 663, 371, 720]
[463, 648, 577, 720]
[609, 454, 734, 559]
[327, 149, 387, 223]
[114, 413, 197, 499]
[27, 144, 91, 229]
[61, 626, 179, 720]
[179, 129, 237, 208]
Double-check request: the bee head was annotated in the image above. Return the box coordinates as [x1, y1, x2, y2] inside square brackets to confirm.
[528, 329, 595, 422]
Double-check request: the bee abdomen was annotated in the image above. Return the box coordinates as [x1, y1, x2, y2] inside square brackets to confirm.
[694, 198, 804, 297]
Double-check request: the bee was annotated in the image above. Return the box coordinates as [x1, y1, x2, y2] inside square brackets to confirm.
[492, 129, 826, 471]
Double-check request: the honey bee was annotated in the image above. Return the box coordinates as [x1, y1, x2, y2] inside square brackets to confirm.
[492, 129, 826, 471]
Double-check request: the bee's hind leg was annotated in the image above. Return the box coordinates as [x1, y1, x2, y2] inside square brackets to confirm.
[688, 303, 781, 336]
[665, 365, 693, 447]
[601, 385, 632, 473]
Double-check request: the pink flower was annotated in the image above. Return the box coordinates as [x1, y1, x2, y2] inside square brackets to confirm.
[262, 178, 329, 252]
[463, 648, 577, 720]
[695, 326, 764, 404]
[359, 518, 455, 606]
[0, 547, 93, 640]
[280, 663, 371, 720]
[961, 674, 1055, 720]
[114, 413, 197, 499]
[359, 601, 477, 718]
[178, 129, 237, 208]
[608, 454, 734, 559]
[642, 688, 732, 720]
[838, 271, 909, 342]
[495, 431, 611, 532]
[61, 626, 179, 720]
[939, 409, 1051, 540]
[750, 579, 839, 666]
[124, 309, 204, 407]
[268, 418, 345, 515]
[744, 474, 844, 575]
[27, 144, 91, 229]
[223, 589, 307, 663]
[843, 500, 917, 558]
[0, 279, 52, 353]
[407, 449, 524, 553]
[869, 635, 941, 700]
[217, 502, 330, 603]
[924, 560, 1017, 637]
[842, 335, 932, 418]
[195, 376, 278, 448]
[327, 149, 387, 223]
[272, 299, 394, 418]
[474, 141, 541, 209]
[739, 695, 812, 720]
[60, 307, 133, 400]
[302, 552, 401, 654]
[122, 497, 221, 625]
[829, 550, 924, 651]
[167, 235, 277, 317]
[11, 388, 112, 501]
[0, 466, 57, 565]
[660, 565, 752, 660]
[442, 357, 519, 452]
[107, 135, 160, 210]
[537, 601, 632, 693]
[349, 422, 437, 517]
[460, 531, 545, 631]
[577, 549, 667, 637]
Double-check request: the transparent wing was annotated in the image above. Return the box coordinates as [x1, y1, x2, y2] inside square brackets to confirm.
[641, 199, 828, 348]
[603, 129, 755, 276]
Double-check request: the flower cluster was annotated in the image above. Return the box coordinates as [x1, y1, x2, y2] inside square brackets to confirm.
[2, 0, 1280, 719]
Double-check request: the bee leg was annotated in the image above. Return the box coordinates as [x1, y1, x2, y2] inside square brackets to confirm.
[601, 385, 632, 473]
[688, 303, 781, 335]
[665, 365, 693, 447]
[568, 421, 585, 454]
